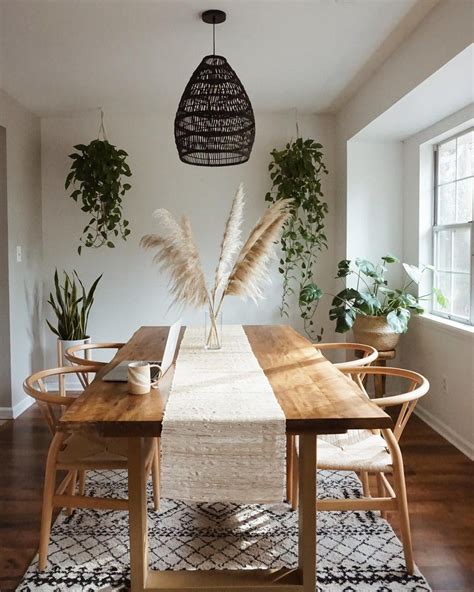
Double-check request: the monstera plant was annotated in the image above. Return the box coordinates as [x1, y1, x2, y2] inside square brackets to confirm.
[66, 139, 132, 254]
[327, 255, 447, 350]
[265, 137, 328, 341]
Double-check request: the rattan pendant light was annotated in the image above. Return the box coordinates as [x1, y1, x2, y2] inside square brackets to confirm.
[174, 9, 255, 167]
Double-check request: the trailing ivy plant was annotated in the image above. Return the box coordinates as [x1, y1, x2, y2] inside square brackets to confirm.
[265, 137, 328, 341]
[65, 139, 132, 254]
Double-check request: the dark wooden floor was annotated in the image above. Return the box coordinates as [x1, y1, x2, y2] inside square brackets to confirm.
[0, 406, 473, 591]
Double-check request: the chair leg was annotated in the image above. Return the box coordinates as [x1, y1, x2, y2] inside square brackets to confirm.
[78, 470, 86, 496]
[290, 436, 299, 511]
[383, 430, 415, 574]
[65, 470, 78, 516]
[376, 472, 387, 519]
[286, 435, 293, 504]
[151, 439, 160, 511]
[39, 433, 64, 571]
[360, 471, 370, 497]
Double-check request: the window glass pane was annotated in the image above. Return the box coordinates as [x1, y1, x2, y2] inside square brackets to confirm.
[438, 138, 456, 184]
[456, 177, 473, 223]
[433, 272, 452, 313]
[452, 273, 470, 319]
[437, 182, 455, 224]
[435, 229, 452, 271]
[452, 227, 470, 273]
[456, 130, 473, 179]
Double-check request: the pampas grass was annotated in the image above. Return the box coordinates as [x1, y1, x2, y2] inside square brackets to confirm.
[140, 185, 289, 316]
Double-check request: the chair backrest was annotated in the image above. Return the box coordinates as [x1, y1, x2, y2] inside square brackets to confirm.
[65, 342, 125, 369]
[316, 342, 378, 369]
[23, 366, 98, 435]
[341, 365, 429, 440]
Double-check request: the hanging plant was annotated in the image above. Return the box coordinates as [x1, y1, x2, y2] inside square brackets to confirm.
[65, 111, 132, 255]
[265, 137, 328, 341]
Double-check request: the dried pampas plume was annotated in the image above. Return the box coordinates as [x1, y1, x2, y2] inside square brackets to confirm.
[141, 185, 289, 314]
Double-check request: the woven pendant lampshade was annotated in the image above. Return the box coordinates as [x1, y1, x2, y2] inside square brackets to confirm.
[174, 10, 255, 167]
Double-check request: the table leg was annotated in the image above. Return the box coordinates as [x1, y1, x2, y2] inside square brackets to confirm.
[298, 434, 317, 592]
[374, 360, 387, 397]
[128, 437, 149, 592]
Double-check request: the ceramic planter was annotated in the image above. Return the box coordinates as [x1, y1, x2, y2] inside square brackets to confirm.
[57, 336, 91, 366]
[352, 315, 400, 351]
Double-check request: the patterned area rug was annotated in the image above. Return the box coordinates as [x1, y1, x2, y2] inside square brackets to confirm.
[17, 470, 431, 591]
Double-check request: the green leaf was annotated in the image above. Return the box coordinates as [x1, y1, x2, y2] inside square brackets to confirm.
[433, 287, 448, 308]
[387, 308, 411, 333]
[381, 254, 399, 264]
[299, 283, 323, 305]
[107, 241, 115, 248]
[403, 263, 422, 284]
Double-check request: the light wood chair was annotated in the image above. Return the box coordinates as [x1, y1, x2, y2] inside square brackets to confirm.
[288, 366, 429, 574]
[286, 342, 378, 508]
[64, 342, 125, 387]
[23, 366, 160, 571]
[314, 341, 378, 370]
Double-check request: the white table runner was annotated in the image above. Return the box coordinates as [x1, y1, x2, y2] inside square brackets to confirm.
[160, 325, 286, 503]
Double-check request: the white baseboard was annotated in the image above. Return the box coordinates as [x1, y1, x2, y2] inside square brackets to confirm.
[415, 405, 474, 460]
[0, 395, 35, 419]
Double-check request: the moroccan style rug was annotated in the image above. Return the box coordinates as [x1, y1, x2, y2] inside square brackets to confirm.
[17, 470, 431, 591]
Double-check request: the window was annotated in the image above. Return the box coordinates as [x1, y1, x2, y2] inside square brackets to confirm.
[433, 128, 473, 324]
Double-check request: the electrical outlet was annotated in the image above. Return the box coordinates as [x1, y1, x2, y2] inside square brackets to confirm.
[16, 246, 22, 262]
[441, 375, 448, 395]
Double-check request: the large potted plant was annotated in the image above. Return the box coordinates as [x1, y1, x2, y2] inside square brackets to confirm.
[327, 255, 446, 350]
[47, 270, 102, 365]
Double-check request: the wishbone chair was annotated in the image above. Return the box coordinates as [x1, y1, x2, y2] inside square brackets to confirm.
[286, 342, 378, 506]
[23, 366, 160, 571]
[289, 366, 429, 575]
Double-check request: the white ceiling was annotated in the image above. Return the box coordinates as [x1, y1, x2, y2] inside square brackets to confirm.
[0, 0, 430, 117]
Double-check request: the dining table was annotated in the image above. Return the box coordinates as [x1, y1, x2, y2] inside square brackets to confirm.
[59, 324, 392, 592]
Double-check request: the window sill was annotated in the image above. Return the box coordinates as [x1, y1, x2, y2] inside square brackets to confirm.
[413, 313, 474, 339]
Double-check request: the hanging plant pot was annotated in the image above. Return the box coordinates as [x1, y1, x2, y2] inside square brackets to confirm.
[65, 111, 132, 254]
[352, 315, 400, 351]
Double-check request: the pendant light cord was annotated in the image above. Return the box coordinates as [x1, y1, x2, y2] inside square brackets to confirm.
[212, 17, 216, 55]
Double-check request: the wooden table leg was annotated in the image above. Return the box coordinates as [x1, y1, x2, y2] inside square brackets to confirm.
[298, 434, 317, 592]
[128, 437, 149, 592]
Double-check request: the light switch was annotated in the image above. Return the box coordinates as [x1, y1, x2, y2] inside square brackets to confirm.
[16, 246, 22, 262]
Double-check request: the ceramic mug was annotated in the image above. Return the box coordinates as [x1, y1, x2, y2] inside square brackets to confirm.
[127, 362, 162, 395]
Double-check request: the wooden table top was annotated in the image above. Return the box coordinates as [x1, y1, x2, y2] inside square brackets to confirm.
[60, 325, 391, 437]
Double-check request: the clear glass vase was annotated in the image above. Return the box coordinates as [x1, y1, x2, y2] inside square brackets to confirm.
[205, 309, 222, 350]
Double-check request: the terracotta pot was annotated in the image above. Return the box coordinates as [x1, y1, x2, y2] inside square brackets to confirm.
[352, 315, 400, 351]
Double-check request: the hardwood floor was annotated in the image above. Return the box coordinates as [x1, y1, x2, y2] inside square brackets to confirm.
[0, 406, 472, 591]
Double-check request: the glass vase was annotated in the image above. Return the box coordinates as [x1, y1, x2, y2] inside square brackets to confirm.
[205, 309, 222, 350]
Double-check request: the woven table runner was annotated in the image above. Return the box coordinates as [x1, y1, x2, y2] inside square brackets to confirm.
[160, 325, 286, 503]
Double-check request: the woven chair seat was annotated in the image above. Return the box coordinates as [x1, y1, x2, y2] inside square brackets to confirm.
[317, 430, 392, 472]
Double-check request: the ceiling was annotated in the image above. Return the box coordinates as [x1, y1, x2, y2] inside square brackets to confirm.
[0, 0, 433, 117]
[355, 45, 474, 141]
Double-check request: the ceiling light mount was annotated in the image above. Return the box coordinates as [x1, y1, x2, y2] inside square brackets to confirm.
[201, 9, 226, 25]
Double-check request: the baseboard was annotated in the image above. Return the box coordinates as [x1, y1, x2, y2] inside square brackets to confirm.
[0, 395, 35, 420]
[415, 405, 474, 460]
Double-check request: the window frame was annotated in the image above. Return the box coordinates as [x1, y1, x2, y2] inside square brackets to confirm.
[432, 127, 474, 326]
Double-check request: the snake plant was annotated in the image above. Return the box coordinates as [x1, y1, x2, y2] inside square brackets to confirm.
[46, 270, 102, 340]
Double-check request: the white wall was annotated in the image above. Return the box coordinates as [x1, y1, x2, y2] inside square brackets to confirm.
[346, 140, 403, 286]
[41, 111, 336, 366]
[400, 105, 474, 459]
[0, 89, 43, 417]
[335, 0, 473, 264]
[335, 0, 473, 457]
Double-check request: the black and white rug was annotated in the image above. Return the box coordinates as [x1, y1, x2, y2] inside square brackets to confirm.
[17, 470, 431, 591]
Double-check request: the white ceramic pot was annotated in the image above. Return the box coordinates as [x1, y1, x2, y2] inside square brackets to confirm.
[57, 336, 91, 366]
[352, 316, 400, 352]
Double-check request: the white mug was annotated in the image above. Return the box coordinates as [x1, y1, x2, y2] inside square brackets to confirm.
[127, 362, 162, 395]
